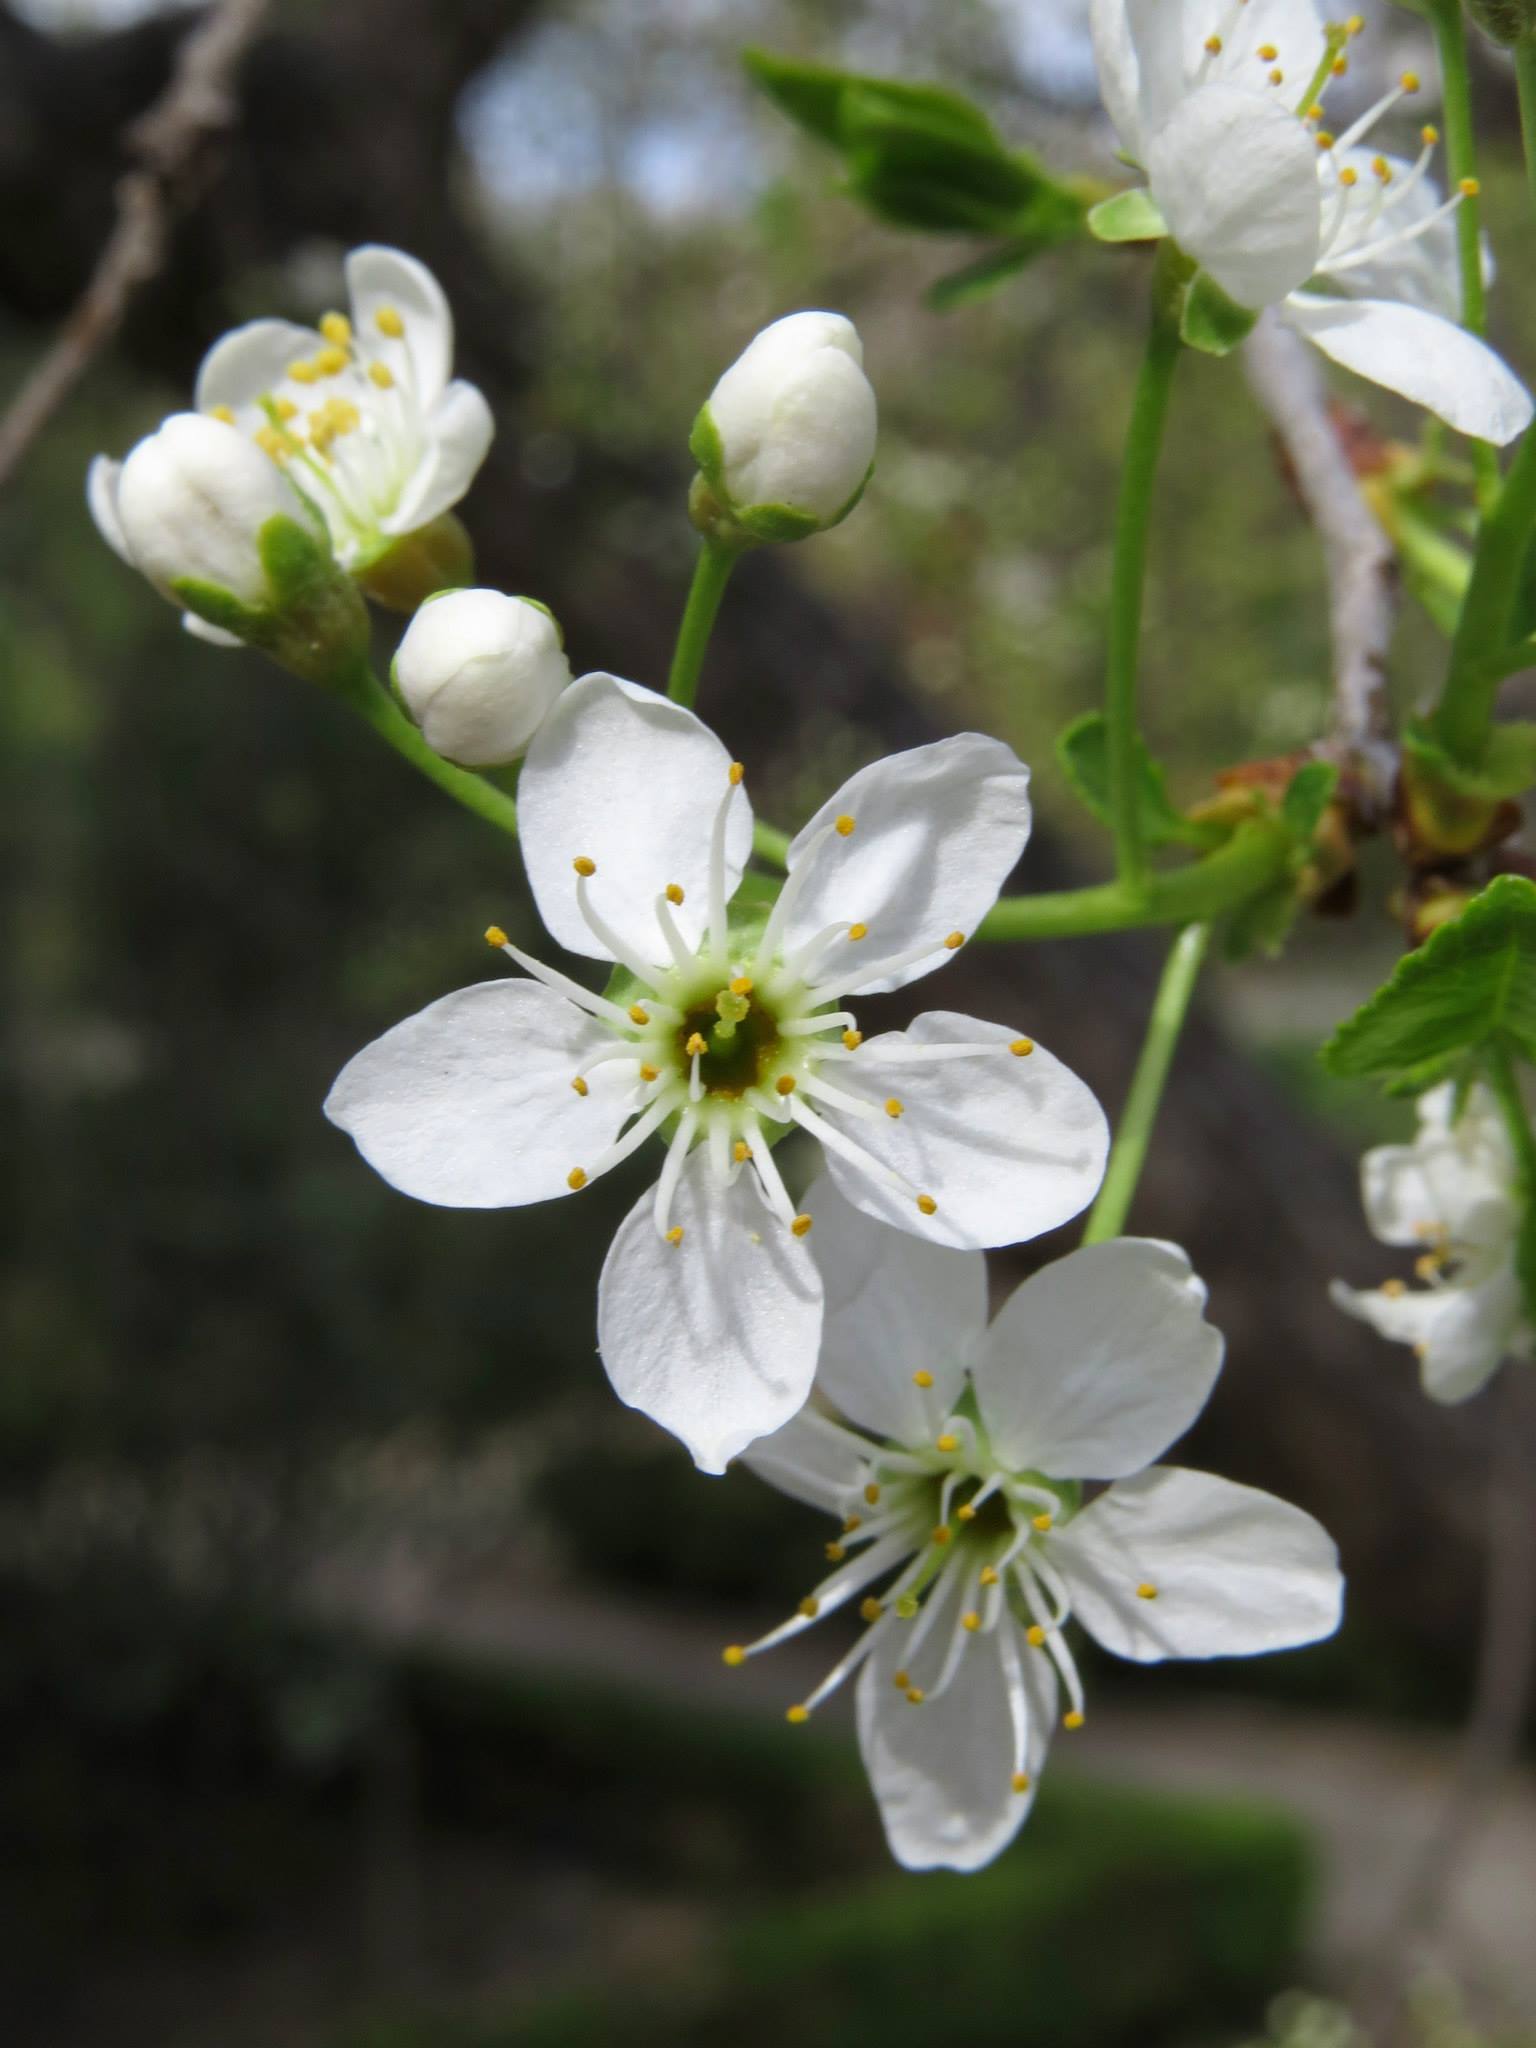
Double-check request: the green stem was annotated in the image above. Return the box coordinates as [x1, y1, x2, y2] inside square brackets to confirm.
[976, 819, 1290, 944]
[1519, 39, 1536, 219]
[1104, 254, 1183, 896]
[753, 818, 791, 868]
[1429, 0, 1500, 505]
[1435, 427, 1536, 763]
[667, 540, 739, 709]
[1486, 1039, 1536, 1206]
[1082, 922, 1211, 1245]
[338, 663, 522, 839]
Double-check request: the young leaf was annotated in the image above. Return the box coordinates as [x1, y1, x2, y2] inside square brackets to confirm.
[1056, 712, 1221, 849]
[1281, 759, 1339, 840]
[1322, 875, 1536, 1082]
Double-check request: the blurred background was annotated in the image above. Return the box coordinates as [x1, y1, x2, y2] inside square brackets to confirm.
[2, 0, 1535, 2043]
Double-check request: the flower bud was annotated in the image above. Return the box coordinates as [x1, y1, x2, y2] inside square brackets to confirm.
[94, 413, 321, 608]
[690, 312, 877, 543]
[393, 588, 571, 766]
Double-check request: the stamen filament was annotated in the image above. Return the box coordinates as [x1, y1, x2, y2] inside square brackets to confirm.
[652, 1108, 698, 1237]
[496, 938, 641, 1030]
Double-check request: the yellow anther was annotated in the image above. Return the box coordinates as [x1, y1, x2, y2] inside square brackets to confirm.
[824, 1540, 846, 1563]
[730, 976, 753, 996]
[979, 1565, 1000, 1587]
[324, 396, 361, 435]
[893, 1671, 911, 1691]
[916, 1194, 938, 1217]
[912, 1370, 935, 1389]
[1421, 124, 1440, 146]
[1137, 1582, 1158, 1601]
[254, 425, 288, 460]
[798, 1596, 820, 1618]
[639, 1064, 660, 1083]
[944, 931, 965, 951]
[843, 1514, 863, 1534]
[1414, 1253, 1441, 1281]
[368, 361, 395, 389]
[1339, 166, 1359, 187]
[274, 398, 298, 422]
[1332, 54, 1348, 75]
[1204, 34, 1223, 52]
[567, 1168, 588, 1191]
[848, 922, 869, 942]
[209, 403, 236, 424]
[1269, 68, 1284, 85]
[864, 1482, 881, 1506]
[935, 1433, 960, 1454]
[1460, 177, 1482, 198]
[1316, 131, 1335, 150]
[885, 1098, 904, 1119]
[1381, 1277, 1407, 1298]
[571, 1076, 589, 1098]
[573, 855, 597, 877]
[1063, 1710, 1086, 1730]
[733, 1140, 751, 1163]
[1011, 1772, 1032, 1795]
[665, 883, 685, 905]
[722, 1644, 746, 1667]
[314, 345, 348, 376]
[775, 1074, 797, 1096]
[786, 1704, 810, 1724]
[931, 1525, 952, 1546]
[1346, 12, 1364, 32]
[630, 1004, 652, 1028]
[484, 924, 508, 947]
[842, 1030, 863, 1051]
[962, 1612, 982, 1633]
[666, 1226, 685, 1247]
[1010, 1037, 1035, 1057]
[791, 1213, 814, 1239]
[1031, 1512, 1054, 1532]
[685, 1033, 707, 1058]
[319, 311, 353, 346]
[1401, 70, 1420, 91]
[1256, 42, 1277, 60]
[904, 1687, 925, 1705]
[1372, 155, 1392, 183]
[287, 359, 318, 384]
[1026, 1625, 1047, 1649]
[860, 1596, 884, 1623]
[956, 1504, 976, 1522]
[728, 761, 745, 786]
[375, 305, 405, 338]
[834, 814, 857, 839]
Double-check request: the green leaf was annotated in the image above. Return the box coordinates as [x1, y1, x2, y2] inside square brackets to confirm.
[1281, 759, 1339, 840]
[1179, 270, 1259, 356]
[1056, 712, 1222, 850]
[926, 243, 1037, 311]
[1402, 716, 1536, 802]
[1087, 188, 1167, 242]
[1322, 875, 1536, 1082]
[744, 49, 996, 151]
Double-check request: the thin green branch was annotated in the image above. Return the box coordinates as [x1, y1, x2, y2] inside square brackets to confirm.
[338, 662, 522, 839]
[1434, 426, 1536, 763]
[1428, 0, 1500, 508]
[1082, 922, 1212, 1245]
[667, 540, 739, 709]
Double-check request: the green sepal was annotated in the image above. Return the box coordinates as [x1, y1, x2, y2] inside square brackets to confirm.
[172, 578, 262, 640]
[1322, 875, 1536, 1082]
[733, 501, 825, 545]
[1056, 712, 1224, 850]
[173, 513, 369, 687]
[689, 402, 726, 485]
[1403, 716, 1536, 802]
[1087, 188, 1167, 243]
[1179, 270, 1259, 356]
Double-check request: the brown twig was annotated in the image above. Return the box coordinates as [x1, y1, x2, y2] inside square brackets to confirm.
[0, 0, 270, 492]
[1243, 313, 1400, 816]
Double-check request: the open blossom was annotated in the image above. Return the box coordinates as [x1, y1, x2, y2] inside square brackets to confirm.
[730, 1181, 1344, 1871]
[187, 245, 492, 571]
[325, 675, 1107, 1472]
[1332, 1082, 1531, 1404]
[1090, 0, 1533, 442]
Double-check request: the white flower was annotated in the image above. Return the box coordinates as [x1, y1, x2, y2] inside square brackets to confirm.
[731, 1181, 1344, 1872]
[1090, 0, 1533, 442]
[1331, 1082, 1531, 1403]
[325, 675, 1108, 1473]
[695, 312, 878, 537]
[189, 245, 493, 570]
[87, 412, 326, 645]
[394, 589, 571, 767]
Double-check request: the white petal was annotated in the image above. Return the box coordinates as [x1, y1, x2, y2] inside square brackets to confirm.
[1147, 83, 1321, 309]
[346, 245, 453, 407]
[741, 1404, 871, 1513]
[1330, 1272, 1516, 1405]
[194, 318, 324, 420]
[518, 672, 752, 965]
[1051, 1465, 1343, 1662]
[973, 1238, 1223, 1480]
[382, 380, 495, 536]
[821, 1013, 1108, 1251]
[598, 1150, 823, 1473]
[1285, 294, 1534, 446]
[784, 735, 1032, 994]
[1091, 0, 1147, 159]
[181, 611, 244, 648]
[799, 1171, 988, 1441]
[87, 455, 132, 563]
[857, 1610, 1053, 1872]
[324, 979, 631, 1207]
[1359, 1084, 1515, 1251]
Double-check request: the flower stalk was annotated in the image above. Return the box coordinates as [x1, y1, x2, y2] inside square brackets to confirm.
[1082, 921, 1210, 1246]
[335, 657, 523, 839]
[667, 539, 740, 708]
[1434, 425, 1536, 763]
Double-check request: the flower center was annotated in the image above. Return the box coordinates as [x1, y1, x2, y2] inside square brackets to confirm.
[678, 988, 781, 1098]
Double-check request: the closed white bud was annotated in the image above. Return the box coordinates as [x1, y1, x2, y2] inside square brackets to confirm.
[692, 311, 877, 541]
[90, 413, 321, 611]
[394, 588, 571, 766]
